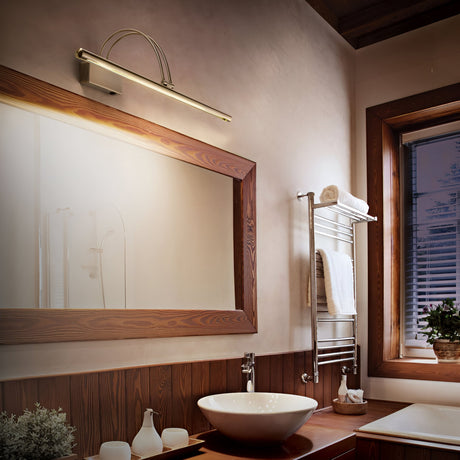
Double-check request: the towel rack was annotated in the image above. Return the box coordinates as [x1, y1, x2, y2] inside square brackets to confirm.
[297, 191, 376, 384]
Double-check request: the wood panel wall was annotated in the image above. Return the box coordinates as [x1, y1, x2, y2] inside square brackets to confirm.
[0, 350, 360, 459]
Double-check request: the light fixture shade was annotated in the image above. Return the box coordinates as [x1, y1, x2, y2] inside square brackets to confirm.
[76, 48, 232, 122]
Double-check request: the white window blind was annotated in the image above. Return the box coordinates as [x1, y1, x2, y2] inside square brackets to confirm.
[403, 131, 460, 352]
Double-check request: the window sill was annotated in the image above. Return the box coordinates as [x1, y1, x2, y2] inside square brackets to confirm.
[370, 357, 460, 383]
[399, 357, 436, 364]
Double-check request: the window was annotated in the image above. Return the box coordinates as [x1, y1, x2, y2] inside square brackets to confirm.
[366, 83, 460, 382]
[402, 129, 460, 359]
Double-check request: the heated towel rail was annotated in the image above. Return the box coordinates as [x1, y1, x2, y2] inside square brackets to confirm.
[297, 191, 376, 383]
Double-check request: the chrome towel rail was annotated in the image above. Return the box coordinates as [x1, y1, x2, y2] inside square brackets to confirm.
[298, 191, 376, 384]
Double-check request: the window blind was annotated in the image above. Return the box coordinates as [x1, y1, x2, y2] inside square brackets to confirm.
[403, 132, 460, 350]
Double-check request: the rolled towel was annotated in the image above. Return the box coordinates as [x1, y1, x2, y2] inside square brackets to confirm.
[347, 389, 364, 404]
[320, 185, 369, 215]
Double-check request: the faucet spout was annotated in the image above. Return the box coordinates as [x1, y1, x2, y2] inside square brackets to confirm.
[241, 352, 255, 392]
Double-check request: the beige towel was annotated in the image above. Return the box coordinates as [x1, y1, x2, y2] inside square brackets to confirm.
[307, 252, 328, 311]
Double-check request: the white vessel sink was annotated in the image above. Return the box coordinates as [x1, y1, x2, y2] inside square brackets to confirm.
[197, 392, 318, 443]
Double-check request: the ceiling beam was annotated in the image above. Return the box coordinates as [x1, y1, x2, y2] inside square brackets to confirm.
[340, 0, 449, 37]
[340, 0, 460, 48]
[305, 0, 460, 49]
[304, 0, 339, 30]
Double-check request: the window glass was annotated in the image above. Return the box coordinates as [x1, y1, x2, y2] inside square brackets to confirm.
[402, 131, 460, 357]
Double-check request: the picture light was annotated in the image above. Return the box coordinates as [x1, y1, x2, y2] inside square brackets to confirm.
[76, 29, 232, 122]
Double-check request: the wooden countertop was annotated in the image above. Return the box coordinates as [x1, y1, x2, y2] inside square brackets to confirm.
[193, 400, 408, 460]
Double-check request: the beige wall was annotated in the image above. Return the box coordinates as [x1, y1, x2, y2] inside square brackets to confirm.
[0, 0, 355, 380]
[354, 15, 460, 405]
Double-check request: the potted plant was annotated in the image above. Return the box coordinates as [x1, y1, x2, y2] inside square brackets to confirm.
[0, 403, 76, 460]
[421, 298, 460, 363]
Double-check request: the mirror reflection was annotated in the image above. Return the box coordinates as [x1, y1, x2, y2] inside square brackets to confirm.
[0, 102, 234, 310]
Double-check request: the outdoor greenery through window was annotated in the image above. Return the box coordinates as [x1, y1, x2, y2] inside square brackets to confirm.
[402, 129, 460, 358]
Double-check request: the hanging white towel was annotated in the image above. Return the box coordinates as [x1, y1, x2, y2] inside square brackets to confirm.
[320, 185, 369, 215]
[317, 248, 356, 315]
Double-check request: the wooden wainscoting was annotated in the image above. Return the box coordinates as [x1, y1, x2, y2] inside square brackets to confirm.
[0, 349, 360, 459]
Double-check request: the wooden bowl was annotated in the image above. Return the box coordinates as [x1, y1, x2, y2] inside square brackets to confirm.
[332, 398, 368, 415]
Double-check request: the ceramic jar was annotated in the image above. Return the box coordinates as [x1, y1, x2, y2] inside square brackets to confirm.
[433, 339, 460, 363]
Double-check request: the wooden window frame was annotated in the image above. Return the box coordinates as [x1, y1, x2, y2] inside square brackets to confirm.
[366, 82, 460, 382]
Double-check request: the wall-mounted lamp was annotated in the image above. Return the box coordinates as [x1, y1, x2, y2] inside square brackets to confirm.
[75, 29, 232, 122]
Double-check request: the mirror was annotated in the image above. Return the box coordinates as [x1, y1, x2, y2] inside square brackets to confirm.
[1, 101, 235, 310]
[0, 65, 257, 344]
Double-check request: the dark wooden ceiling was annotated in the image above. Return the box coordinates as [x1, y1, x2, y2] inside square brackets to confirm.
[305, 0, 460, 48]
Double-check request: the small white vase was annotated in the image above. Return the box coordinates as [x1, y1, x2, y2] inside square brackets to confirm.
[131, 409, 163, 457]
[337, 374, 348, 402]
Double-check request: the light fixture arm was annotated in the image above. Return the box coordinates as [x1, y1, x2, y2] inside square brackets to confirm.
[99, 28, 174, 89]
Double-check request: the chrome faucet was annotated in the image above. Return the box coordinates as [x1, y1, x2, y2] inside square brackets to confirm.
[241, 352, 255, 392]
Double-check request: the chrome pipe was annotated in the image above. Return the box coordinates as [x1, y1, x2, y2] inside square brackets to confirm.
[318, 343, 355, 351]
[315, 222, 354, 238]
[314, 214, 354, 231]
[318, 350, 354, 359]
[308, 192, 319, 384]
[317, 357, 354, 366]
[317, 336, 355, 342]
[317, 318, 355, 322]
[314, 230, 353, 244]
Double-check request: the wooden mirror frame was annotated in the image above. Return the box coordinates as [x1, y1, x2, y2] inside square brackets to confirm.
[0, 65, 257, 344]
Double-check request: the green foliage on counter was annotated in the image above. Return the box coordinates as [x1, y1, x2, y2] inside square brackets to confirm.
[0, 403, 76, 460]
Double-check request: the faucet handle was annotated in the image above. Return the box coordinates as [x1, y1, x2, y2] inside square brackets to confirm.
[242, 352, 255, 392]
[242, 352, 255, 371]
[244, 352, 255, 362]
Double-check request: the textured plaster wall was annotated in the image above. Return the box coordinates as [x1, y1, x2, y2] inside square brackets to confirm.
[0, 0, 355, 380]
[354, 15, 460, 405]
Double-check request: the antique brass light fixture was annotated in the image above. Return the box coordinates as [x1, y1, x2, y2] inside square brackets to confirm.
[76, 28, 232, 122]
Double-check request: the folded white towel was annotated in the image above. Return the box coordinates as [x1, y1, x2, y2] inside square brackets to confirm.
[347, 389, 364, 404]
[317, 248, 356, 315]
[320, 185, 369, 215]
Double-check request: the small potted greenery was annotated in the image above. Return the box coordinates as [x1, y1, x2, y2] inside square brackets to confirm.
[421, 298, 460, 362]
[0, 403, 76, 460]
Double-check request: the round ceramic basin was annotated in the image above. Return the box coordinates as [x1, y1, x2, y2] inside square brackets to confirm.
[197, 392, 318, 443]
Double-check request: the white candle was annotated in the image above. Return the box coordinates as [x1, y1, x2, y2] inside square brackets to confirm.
[99, 441, 131, 460]
[161, 428, 189, 449]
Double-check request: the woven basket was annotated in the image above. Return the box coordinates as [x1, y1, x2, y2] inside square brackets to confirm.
[332, 398, 367, 415]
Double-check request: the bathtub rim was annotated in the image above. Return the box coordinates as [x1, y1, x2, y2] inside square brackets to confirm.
[356, 403, 460, 447]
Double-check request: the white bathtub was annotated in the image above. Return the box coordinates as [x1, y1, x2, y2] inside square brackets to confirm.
[357, 403, 460, 446]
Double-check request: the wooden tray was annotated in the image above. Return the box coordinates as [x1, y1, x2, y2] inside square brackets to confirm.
[85, 455, 141, 460]
[332, 398, 368, 415]
[85, 437, 205, 460]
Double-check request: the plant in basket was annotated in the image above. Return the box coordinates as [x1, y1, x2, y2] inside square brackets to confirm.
[421, 298, 460, 362]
